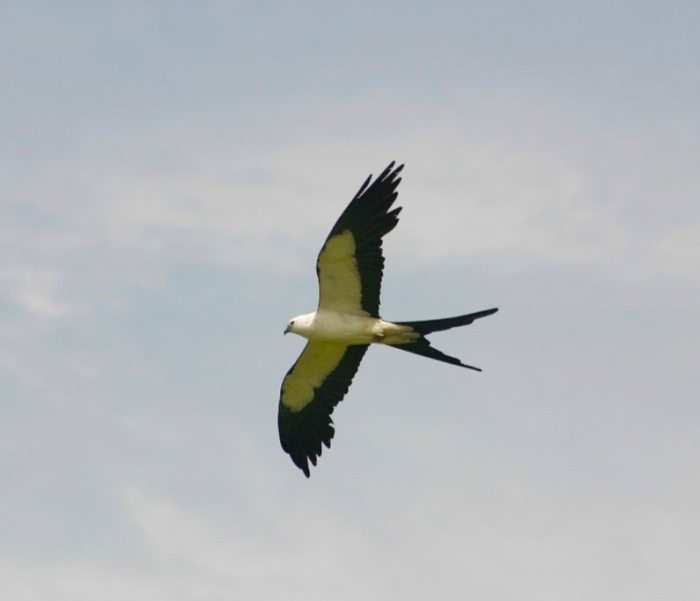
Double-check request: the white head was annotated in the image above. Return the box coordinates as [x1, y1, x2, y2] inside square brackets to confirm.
[284, 313, 315, 337]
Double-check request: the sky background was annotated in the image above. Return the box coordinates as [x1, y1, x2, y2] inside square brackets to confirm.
[2, 1, 699, 599]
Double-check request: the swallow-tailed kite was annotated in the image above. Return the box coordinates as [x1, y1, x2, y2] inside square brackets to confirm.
[279, 162, 498, 476]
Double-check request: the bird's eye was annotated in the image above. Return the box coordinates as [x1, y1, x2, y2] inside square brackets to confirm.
[291, 320, 295, 325]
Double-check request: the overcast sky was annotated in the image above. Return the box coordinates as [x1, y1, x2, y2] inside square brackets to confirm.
[2, 2, 699, 599]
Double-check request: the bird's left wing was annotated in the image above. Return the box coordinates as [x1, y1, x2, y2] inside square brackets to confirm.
[316, 162, 403, 317]
[278, 341, 369, 477]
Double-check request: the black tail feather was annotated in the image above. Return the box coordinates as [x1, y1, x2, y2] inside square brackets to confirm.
[395, 308, 498, 335]
[392, 337, 482, 371]
[391, 307, 498, 370]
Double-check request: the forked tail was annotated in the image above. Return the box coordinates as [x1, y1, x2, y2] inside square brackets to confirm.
[391, 307, 498, 371]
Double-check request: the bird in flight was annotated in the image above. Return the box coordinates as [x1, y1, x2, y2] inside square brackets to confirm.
[279, 162, 498, 477]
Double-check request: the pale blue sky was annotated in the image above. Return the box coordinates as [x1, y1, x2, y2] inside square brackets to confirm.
[2, 2, 699, 599]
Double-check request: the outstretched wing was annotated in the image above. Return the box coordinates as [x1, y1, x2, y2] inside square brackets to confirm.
[278, 342, 368, 477]
[316, 162, 403, 317]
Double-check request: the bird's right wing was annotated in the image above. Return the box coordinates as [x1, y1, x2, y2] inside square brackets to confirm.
[278, 341, 369, 477]
[315, 162, 403, 317]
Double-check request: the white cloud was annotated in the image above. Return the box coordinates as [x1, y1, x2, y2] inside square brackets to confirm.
[121, 486, 375, 599]
[2, 474, 697, 601]
[0, 268, 83, 318]
[652, 227, 700, 278]
[6, 99, 695, 292]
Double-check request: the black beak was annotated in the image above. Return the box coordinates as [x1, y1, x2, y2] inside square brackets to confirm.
[284, 325, 290, 335]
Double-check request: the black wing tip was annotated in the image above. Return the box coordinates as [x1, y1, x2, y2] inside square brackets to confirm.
[376, 161, 404, 182]
[343, 162, 404, 217]
[289, 436, 332, 478]
[356, 174, 373, 197]
[358, 161, 402, 191]
[286, 443, 318, 478]
[279, 404, 331, 479]
[294, 456, 311, 478]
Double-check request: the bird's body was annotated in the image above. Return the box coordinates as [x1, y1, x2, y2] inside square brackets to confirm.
[286, 311, 419, 345]
[278, 162, 498, 476]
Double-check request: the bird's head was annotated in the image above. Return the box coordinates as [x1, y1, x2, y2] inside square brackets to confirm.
[284, 313, 315, 337]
